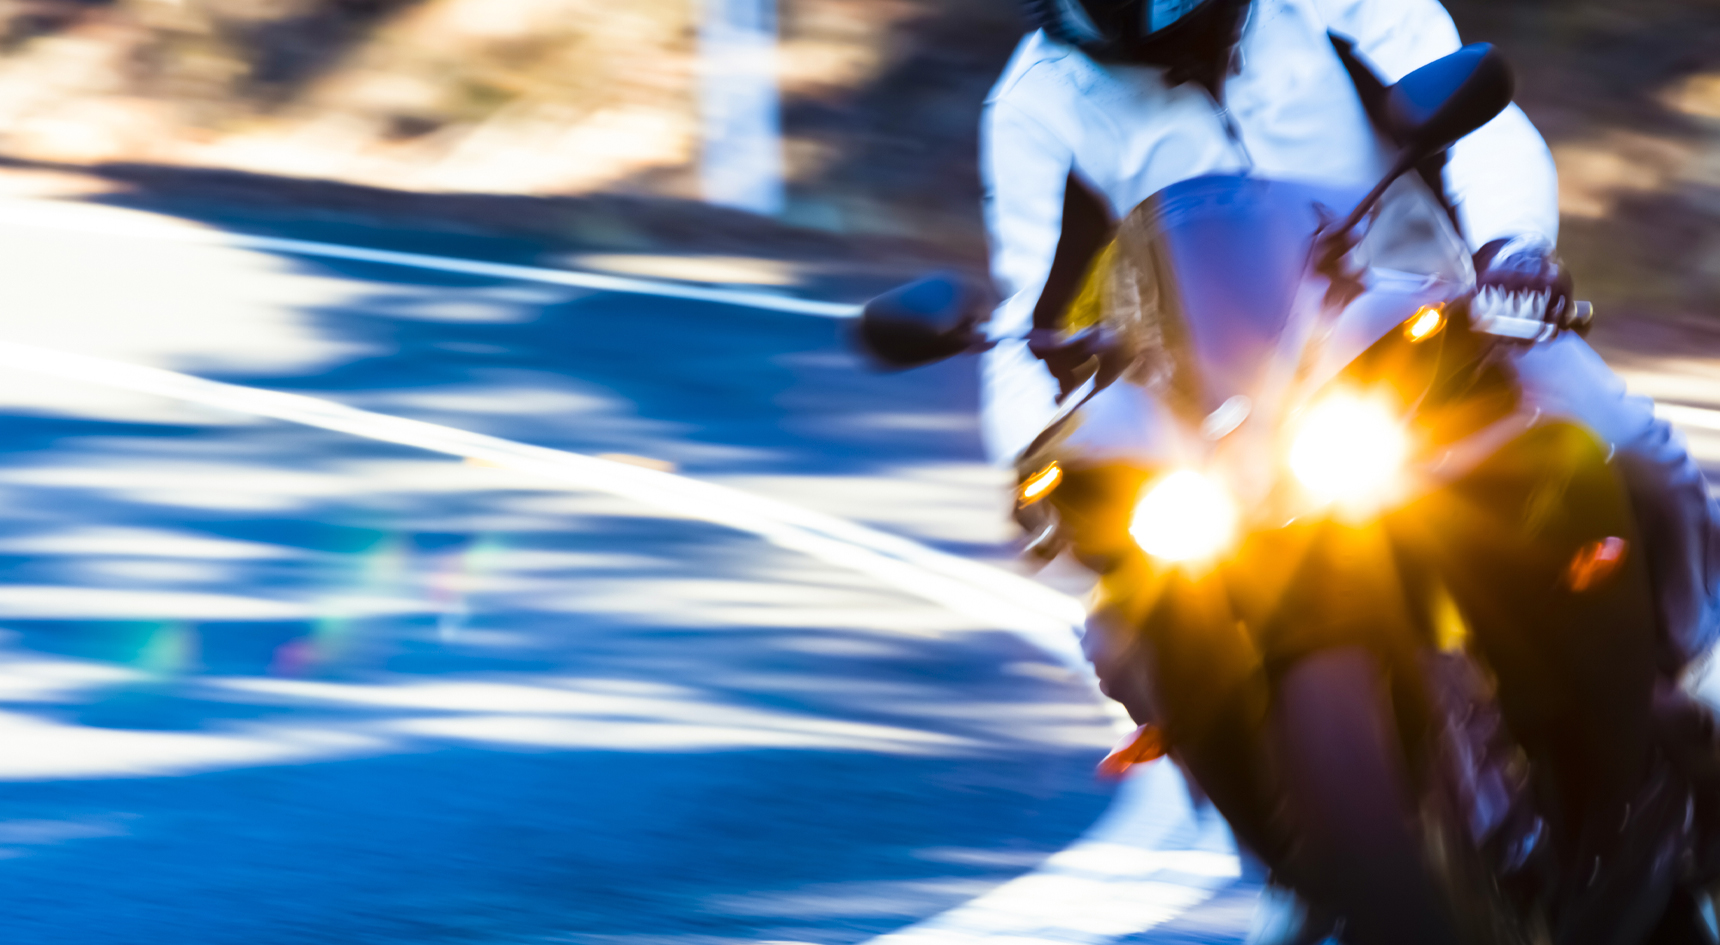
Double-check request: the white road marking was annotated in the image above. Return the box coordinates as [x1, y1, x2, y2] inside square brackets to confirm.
[0, 340, 1086, 673]
[0, 337, 1234, 943]
[0, 200, 862, 319]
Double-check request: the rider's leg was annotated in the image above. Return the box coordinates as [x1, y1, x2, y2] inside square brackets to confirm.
[1512, 333, 1720, 672]
[1504, 335, 1720, 934]
[1420, 409, 1663, 943]
[1514, 333, 1720, 863]
[1082, 597, 1289, 871]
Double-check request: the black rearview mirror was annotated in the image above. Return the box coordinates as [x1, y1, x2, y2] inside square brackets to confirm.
[855, 273, 992, 369]
[1322, 44, 1515, 246]
[1387, 43, 1514, 162]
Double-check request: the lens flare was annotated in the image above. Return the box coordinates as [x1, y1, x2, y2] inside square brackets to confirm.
[1129, 470, 1238, 563]
[1289, 392, 1408, 506]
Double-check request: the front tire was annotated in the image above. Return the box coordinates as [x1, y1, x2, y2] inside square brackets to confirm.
[1273, 647, 1466, 945]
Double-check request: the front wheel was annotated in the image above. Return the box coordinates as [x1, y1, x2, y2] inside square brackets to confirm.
[1272, 648, 1468, 945]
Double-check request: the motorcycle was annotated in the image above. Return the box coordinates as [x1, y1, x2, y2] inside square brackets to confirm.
[857, 44, 1716, 945]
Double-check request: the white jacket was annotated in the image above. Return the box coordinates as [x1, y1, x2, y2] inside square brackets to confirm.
[980, 0, 1560, 461]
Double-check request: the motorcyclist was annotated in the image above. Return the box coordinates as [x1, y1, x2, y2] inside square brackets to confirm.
[981, 0, 1720, 934]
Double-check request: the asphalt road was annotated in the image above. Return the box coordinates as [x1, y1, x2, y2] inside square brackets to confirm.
[0, 196, 1162, 945]
[0, 194, 1712, 945]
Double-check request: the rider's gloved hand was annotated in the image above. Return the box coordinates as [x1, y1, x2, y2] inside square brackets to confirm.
[1027, 326, 1123, 400]
[1027, 328, 1095, 400]
[1474, 236, 1579, 331]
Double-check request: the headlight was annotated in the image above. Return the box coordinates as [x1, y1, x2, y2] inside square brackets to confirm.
[1288, 392, 1408, 507]
[1129, 470, 1238, 563]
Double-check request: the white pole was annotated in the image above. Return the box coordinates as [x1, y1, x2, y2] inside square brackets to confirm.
[697, 0, 786, 216]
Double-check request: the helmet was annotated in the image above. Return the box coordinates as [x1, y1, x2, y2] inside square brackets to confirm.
[1024, 0, 1247, 70]
[1025, 0, 1209, 47]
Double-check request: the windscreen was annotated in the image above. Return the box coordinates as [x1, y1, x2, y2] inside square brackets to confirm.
[1089, 174, 1470, 416]
[1351, 174, 1475, 288]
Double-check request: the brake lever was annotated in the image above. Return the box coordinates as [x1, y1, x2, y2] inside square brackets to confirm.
[1472, 299, 1594, 342]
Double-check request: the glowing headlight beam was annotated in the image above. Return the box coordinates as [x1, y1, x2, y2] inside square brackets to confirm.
[1129, 471, 1239, 564]
[1289, 393, 1408, 506]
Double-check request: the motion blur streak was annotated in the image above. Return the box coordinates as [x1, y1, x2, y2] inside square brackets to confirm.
[0, 339, 1091, 678]
[0, 200, 862, 318]
[0, 696, 383, 780]
[213, 676, 982, 754]
[1659, 402, 1720, 434]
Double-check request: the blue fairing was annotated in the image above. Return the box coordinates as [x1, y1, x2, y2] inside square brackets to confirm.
[1146, 175, 1363, 412]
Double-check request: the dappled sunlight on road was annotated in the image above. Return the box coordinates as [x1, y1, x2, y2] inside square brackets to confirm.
[0, 203, 1004, 558]
[0, 203, 370, 390]
[0, 204, 1143, 942]
[0, 403, 1113, 785]
[0, 645, 986, 781]
[217, 675, 981, 754]
[0, 705, 384, 780]
[0, 383, 1118, 941]
[0, 655, 140, 702]
[714, 464, 1017, 554]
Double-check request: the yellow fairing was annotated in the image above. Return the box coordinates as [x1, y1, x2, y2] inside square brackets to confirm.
[1062, 240, 1120, 333]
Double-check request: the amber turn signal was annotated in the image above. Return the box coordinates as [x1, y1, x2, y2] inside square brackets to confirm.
[1097, 723, 1166, 780]
[1403, 305, 1447, 343]
[1017, 462, 1063, 507]
[1568, 536, 1628, 592]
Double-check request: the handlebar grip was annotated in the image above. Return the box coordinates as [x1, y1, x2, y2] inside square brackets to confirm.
[1474, 300, 1595, 341]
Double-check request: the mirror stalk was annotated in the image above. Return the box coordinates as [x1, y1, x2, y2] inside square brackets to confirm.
[1329, 151, 1418, 244]
[1315, 43, 1514, 285]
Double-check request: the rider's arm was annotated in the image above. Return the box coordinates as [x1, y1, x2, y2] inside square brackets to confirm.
[1316, 0, 1561, 250]
[984, 98, 1077, 343]
[979, 92, 1081, 461]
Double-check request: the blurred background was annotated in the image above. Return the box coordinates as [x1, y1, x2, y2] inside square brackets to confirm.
[0, 0, 1714, 313]
[0, 1, 1709, 943]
